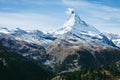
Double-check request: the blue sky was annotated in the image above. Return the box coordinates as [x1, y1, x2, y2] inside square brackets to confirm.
[0, 0, 120, 34]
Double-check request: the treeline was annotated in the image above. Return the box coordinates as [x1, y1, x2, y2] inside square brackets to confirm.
[0, 45, 53, 80]
[52, 66, 120, 80]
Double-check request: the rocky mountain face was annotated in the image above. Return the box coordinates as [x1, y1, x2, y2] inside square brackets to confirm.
[11, 29, 56, 47]
[47, 34, 120, 71]
[104, 32, 120, 47]
[0, 33, 47, 63]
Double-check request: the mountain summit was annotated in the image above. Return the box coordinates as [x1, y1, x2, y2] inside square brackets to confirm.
[53, 8, 115, 47]
[55, 8, 100, 35]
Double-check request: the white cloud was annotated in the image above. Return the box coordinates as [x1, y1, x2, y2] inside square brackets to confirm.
[66, 8, 74, 14]
[0, 12, 63, 31]
[62, 0, 120, 19]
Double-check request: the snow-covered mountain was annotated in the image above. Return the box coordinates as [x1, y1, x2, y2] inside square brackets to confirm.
[104, 32, 120, 47]
[0, 27, 11, 34]
[12, 29, 56, 47]
[55, 8, 100, 35]
[0, 27, 56, 47]
[53, 8, 115, 47]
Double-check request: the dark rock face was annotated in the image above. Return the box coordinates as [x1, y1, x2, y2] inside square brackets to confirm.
[0, 33, 47, 63]
[59, 49, 120, 71]
[47, 38, 120, 72]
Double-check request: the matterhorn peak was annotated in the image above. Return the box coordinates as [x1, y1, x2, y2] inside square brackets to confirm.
[66, 8, 75, 15]
[54, 8, 100, 35]
[63, 8, 81, 28]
